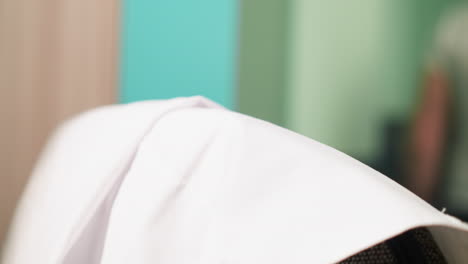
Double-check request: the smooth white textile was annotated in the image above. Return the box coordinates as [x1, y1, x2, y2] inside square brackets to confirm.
[3, 96, 468, 264]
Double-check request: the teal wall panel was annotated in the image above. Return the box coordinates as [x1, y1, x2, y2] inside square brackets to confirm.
[120, 0, 238, 108]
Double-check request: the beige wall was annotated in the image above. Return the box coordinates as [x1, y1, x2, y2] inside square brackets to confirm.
[0, 0, 119, 246]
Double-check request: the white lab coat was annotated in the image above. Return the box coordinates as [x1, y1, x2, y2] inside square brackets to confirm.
[3, 96, 468, 264]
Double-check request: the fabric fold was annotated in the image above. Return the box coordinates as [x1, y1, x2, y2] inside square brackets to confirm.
[3, 96, 468, 264]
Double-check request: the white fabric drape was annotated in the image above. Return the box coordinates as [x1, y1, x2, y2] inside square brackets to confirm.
[3, 97, 468, 264]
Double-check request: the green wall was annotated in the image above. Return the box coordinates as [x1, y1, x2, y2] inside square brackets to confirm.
[285, 0, 465, 161]
[119, 0, 465, 162]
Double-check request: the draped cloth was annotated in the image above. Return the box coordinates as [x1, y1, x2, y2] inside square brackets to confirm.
[3, 96, 468, 264]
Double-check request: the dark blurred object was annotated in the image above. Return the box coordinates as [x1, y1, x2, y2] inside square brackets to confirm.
[406, 4, 468, 221]
[340, 227, 446, 264]
[371, 120, 406, 184]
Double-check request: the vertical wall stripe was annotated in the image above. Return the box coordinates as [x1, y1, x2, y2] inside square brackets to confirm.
[237, 0, 289, 126]
[120, 0, 238, 108]
[286, 0, 411, 161]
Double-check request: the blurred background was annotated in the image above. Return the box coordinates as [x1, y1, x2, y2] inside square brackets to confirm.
[1, 0, 467, 248]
